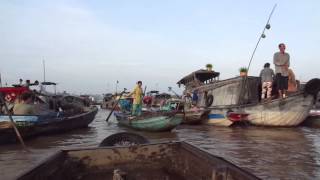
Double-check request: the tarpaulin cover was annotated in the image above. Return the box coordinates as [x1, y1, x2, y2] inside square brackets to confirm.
[0, 87, 30, 102]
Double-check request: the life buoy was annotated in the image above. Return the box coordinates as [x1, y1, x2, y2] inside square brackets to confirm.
[205, 94, 214, 107]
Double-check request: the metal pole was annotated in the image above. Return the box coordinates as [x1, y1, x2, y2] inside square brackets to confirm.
[0, 73, 2, 87]
[246, 4, 277, 73]
[43, 59, 46, 82]
[239, 4, 277, 105]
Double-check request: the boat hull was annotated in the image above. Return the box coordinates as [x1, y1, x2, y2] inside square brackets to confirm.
[303, 116, 320, 128]
[206, 93, 314, 127]
[0, 107, 98, 144]
[17, 141, 260, 180]
[115, 112, 182, 132]
[178, 110, 209, 125]
[245, 94, 313, 126]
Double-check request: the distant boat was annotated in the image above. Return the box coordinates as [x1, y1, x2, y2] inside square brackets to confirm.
[143, 90, 172, 110]
[0, 106, 98, 144]
[0, 85, 98, 144]
[177, 69, 319, 127]
[17, 141, 260, 180]
[114, 111, 182, 132]
[101, 93, 116, 109]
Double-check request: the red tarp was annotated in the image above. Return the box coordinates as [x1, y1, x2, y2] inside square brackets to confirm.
[0, 87, 30, 102]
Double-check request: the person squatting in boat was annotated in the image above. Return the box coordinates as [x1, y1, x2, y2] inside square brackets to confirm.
[259, 63, 275, 101]
[127, 81, 143, 116]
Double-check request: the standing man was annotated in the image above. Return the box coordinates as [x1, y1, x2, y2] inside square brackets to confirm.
[128, 81, 143, 116]
[273, 43, 290, 98]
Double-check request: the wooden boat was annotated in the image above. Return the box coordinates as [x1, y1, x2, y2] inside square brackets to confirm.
[143, 90, 172, 110]
[302, 108, 320, 128]
[17, 141, 260, 180]
[114, 111, 182, 132]
[208, 93, 313, 126]
[177, 70, 318, 127]
[101, 93, 116, 109]
[163, 99, 209, 125]
[184, 109, 209, 124]
[0, 106, 98, 144]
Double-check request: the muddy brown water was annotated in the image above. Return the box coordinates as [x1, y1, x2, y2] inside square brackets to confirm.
[1, 109, 320, 180]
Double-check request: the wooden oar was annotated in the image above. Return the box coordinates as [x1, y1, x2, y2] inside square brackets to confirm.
[143, 86, 147, 98]
[106, 88, 127, 122]
[0, 93, 27, 150]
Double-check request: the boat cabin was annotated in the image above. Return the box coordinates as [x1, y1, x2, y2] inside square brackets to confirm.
[193, 76, 261, 107]
[177, 69, 220, 91]
[178, 70, 262, 108]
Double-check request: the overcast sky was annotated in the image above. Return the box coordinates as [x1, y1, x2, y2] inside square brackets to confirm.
[1, 0, 319, 94]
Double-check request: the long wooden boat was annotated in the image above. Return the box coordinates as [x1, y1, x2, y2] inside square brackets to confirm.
[207, 93, 313, 127]
[0, 106, 98, 144]
[177, 70, 318, 127]
[17, 141, 260, 180]
[114, 111, 182, 132]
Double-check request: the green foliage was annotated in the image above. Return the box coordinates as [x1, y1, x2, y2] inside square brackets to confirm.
[239, 67, 248, 73]
[206, 64, 213, 68]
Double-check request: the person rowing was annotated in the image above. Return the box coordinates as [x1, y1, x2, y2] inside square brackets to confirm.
[127, 81, 143, 116]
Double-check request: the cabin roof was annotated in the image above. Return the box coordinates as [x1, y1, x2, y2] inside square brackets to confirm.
[155, 93, 171, 98]
[148, 90, 159, 94]
[177, 69, 220, 85]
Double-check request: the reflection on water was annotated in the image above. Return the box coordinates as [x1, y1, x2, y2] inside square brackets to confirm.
[1, 109, 320, 179]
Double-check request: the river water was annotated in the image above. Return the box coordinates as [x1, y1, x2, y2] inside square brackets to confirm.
[1, 109, 320, 180]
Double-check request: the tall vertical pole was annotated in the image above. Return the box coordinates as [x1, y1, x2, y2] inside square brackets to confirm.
[238, 4, 277, 105]
[43, 59, 46, 82]
[0, 72, 2, 87]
